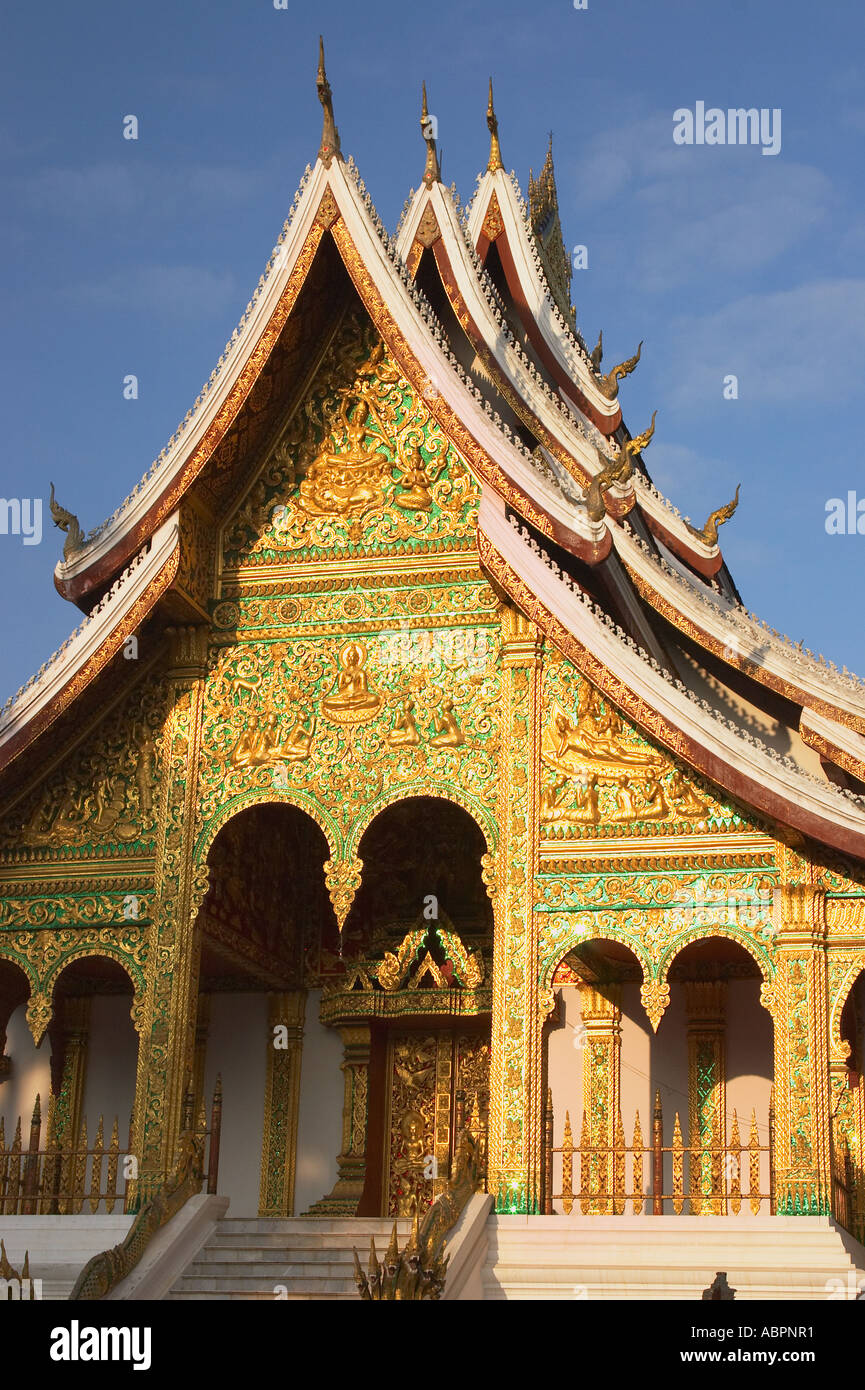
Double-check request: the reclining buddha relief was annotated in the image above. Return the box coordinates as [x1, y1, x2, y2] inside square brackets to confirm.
[540, 659, 742, 834]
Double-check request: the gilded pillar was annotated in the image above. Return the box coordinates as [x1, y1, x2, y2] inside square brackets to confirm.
[131, 626, 209, 1204]
[772, 880, 832, 1214]
[489, 606, 543, 1214]
[578, 982, 622, 1213]
[308, 1024, 371, 1215]
[259, 990, 306, 1217]
[684, 981, 727, 1214]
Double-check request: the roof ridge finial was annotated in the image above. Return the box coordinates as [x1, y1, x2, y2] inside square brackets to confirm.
[421, 81, 441, 187]
[487, 78, 503, 173]
[317, 36, 341, 168]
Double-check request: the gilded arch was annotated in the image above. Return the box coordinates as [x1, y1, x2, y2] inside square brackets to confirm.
[829, 953, 865, 1063]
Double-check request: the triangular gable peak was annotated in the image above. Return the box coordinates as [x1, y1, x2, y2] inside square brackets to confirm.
[54, 148, 608, 615]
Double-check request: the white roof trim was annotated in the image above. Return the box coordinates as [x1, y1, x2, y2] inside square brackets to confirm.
[1, 515, 180, 751]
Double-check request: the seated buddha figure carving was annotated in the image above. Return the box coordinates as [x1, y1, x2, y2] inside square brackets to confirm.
[232, 713, 281, 768]
[299, 394, 388, 519]
[612, 774, 639, 822]
[281, 708, 316, 761]
[387, 697, 420, 747]
[429, 697, 464, 748]
[323, 641, 382, 719]
[394, 446, 433, 512]
[639, 773, 670, 821]
[666, 768, 707, 818]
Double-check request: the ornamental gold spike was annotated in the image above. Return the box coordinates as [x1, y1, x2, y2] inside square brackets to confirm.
[598, 340, 643, 399]
[421, 82, 441, 187]
[686, 483, 741, 547]
[626, 409, 657, 458]
[316, 36, 341, 168]
[486, 78, 503, 173]
[590, 329, 603, 372]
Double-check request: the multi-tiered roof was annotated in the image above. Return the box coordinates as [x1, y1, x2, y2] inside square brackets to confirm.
[3, 43, 865, 857]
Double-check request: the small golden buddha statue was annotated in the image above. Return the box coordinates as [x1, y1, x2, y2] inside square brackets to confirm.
[667, 769, 707, 818]
[429, 697, 464, 748]
[387, 698, 420, 746]
[322, 642, 382, 719]
[639, 774, 670, 821]
[394, 447, 433, 511]
[612, 775, 638, 822]
[281, 710, 316, 761]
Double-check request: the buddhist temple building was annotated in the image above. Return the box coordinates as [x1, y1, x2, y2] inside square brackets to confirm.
[1, 44, 864, 1300]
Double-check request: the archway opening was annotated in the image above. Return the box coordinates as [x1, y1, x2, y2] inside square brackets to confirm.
[342, 797, 493, 1218]
[196, 801, 338, 1218]
[657, 937, 773, 1215]
[545, 937, 646, 1215]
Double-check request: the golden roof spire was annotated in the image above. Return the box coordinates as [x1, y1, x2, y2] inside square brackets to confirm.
[421, 82, 441, 187]
[486, 78, 503, 173]
[316, 36, 341, 167]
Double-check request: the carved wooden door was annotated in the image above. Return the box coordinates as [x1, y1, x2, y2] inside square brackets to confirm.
[382, 1028, 489, 1217]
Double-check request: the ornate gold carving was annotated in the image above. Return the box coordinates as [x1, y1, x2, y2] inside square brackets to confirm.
[686, 485, 741, 548]
[322, 642, 383, 721]
[597, 342, 642, 400]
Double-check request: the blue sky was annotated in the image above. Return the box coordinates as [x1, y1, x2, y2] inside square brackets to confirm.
[2, 0, 864, 703]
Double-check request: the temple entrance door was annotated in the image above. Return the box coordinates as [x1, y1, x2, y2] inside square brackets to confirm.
[381, 1024, 489, 1218]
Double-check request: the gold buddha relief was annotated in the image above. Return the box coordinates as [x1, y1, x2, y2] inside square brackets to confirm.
[322, 641, 383, 723]
[297, 389, 391, 520]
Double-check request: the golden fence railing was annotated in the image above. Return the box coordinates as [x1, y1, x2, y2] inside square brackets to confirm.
[0, 1078, 222, 1217]
[542, 1088, 774, 1216]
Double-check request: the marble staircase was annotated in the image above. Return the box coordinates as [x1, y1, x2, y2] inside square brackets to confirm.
[166, 1217, 413, 1301]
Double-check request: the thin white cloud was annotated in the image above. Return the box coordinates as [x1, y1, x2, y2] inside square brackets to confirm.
[566, 112, 833, 290]
[666, 279, 865, 409]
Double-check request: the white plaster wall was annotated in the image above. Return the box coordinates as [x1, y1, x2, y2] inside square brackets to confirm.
[79, 996, 138, 1148]
[202, 994, 268, 1217]
[294, 989, 344, 1215]
[0, 1003, 52, 1139]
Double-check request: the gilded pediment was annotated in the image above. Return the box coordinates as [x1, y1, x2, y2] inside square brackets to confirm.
[222, 313, 479, 569]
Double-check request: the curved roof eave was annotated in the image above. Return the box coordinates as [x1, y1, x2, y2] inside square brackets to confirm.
[479, 492, 865, 858]
[0, 515, 180, 775]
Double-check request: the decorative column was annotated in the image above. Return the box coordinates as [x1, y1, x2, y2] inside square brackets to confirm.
[489, 606, 544, 1214]
[131, 625, 209, 1205]
[578, 982, 622, 1213]
[772, 879, 832, 1214]
[259, 990, 306, 1217]
[307, 1024, 371, 1215]
[684, 981, 727, 1214]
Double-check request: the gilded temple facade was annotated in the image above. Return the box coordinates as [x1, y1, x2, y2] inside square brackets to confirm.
[1, 53, 865, 1289]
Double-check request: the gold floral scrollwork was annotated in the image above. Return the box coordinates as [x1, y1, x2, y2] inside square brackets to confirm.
[759, 979, 779, 1019]
[640, 978, 670, 1033]
[376, 930, 427, 991]
[130, 994, 147, 1037]
[480, 850, 497, 901]
[26, 991, 53, 1046]
[325, 855, 363, 931]
[539, 987, 556, 1022]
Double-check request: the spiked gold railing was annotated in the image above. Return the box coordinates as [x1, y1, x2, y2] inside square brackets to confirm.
[1, 1079, 222, 1220]
[546, 1091, 774, 1215]
[0, 1094, 133, 1216]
